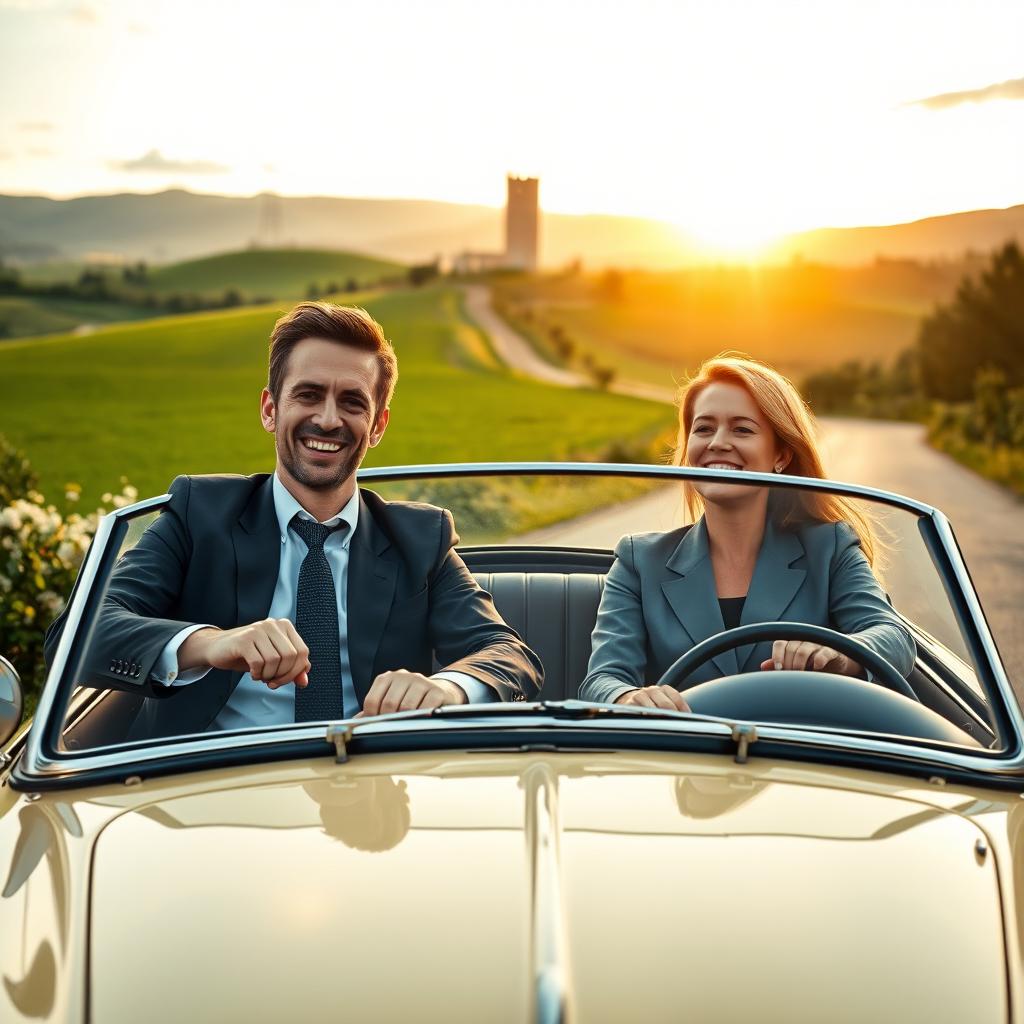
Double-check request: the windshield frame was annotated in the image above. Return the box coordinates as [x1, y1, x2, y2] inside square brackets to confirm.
[15, 462, 1024, 789]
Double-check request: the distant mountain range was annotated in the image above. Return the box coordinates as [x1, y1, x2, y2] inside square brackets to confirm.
[1, 189, 1022, 269]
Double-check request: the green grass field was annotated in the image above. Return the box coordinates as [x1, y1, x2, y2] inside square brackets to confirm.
[0, 296, 159, 340]
[0, 287, 673, 508]
[145, 249, 404, 298]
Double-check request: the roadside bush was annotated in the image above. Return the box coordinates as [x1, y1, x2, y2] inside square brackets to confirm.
[801, 351, 926, 420]
[0, 437, 136, 707]
[927, 367, 1024, 496]
[0, 435, 37, 507]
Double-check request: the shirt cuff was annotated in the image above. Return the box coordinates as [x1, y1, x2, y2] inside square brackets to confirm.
[432, 671, 497, 704]
[152, 625, 215, 687]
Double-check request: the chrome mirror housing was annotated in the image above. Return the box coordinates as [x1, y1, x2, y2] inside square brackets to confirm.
[0, 656, 23, 747]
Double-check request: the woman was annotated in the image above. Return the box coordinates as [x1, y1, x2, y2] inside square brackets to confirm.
[579, 354, 915, 709]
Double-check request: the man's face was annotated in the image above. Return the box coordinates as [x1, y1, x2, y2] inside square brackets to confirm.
[260, 337, 389, 495]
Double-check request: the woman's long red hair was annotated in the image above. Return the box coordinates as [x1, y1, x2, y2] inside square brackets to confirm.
[673, 353, 880, 567]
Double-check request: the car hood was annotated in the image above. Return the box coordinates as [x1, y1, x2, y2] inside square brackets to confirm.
[88, 752, 1008, 1023]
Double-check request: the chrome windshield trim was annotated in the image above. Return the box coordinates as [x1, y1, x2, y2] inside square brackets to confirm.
[24, 493, 170, 773]
[20, 464, 1022, 782]
[928, 510, 1024, 746]
[357, 461, 941, 517]
[16, 708, 1024, 786]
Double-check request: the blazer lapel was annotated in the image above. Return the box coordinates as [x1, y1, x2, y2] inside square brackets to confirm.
[347, 492, 397, 705]
[660, 520, 739, 678]
[738, 520, 807, 671]
[233, 477, 281, 627]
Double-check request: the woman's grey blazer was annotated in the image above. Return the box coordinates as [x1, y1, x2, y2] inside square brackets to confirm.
[579, 517, 916, 705]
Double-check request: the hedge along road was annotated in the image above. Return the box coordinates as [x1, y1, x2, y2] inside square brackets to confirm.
[466, 284, 1024, 696]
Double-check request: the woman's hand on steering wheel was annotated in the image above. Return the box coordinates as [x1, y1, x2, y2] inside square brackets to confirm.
[615, 685, 692, 712]
[759, 639, 863, 678]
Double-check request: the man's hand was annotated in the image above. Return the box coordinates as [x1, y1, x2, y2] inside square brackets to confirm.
[760, 640, 863, 677]
[614, 685, 691, 712]
[179, 620, 310, 689]
[358, 671, 468, 717]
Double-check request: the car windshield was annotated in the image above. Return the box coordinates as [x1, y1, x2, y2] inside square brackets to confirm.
[44, 466, 1009, 761]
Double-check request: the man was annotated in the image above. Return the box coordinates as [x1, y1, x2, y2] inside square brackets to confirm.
[46, 303, 542, 737]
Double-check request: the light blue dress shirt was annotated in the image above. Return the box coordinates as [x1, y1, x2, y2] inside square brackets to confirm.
[153, 474, 493, 728]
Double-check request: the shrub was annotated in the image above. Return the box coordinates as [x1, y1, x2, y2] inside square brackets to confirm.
[0, 435, 37, 507]
[0, 437, 136, 707]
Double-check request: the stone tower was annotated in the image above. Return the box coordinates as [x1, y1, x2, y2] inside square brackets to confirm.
[504, 175, 539, 271]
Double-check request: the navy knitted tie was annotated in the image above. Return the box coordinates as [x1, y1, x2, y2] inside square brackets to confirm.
[290, 516, 349, 723]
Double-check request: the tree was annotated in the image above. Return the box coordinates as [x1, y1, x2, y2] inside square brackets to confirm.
[596, 268, 625, 303]
[408, 262, 440, 287]
[917, 242, 1024, 401]
[0, 260, 20, 294]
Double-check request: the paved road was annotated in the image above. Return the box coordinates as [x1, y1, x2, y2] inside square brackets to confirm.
[467, 285, 1023, 688]
[462, 284, 585, 387]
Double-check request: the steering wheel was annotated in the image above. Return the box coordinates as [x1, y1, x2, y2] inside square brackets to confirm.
[654, 622, 977, 744]
[658, 621, 916, 699]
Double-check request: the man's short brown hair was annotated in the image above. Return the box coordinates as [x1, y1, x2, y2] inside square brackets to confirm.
[268, 302, 398, 413]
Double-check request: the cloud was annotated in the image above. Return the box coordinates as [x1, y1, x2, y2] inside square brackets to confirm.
[908, 76, 1024, 110]
[18, 121, 54, 133]
[110, 149, 229, 175]
[28, 147, 55, 158]
[0, 151, 13, 161]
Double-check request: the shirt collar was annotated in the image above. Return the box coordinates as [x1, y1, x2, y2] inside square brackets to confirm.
[272, 473, 360, 545]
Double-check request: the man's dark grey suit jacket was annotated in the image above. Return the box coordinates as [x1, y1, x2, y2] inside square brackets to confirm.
[44, 474, 543, 737]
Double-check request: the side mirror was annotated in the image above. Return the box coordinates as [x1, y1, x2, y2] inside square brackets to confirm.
[0, 655, 24, 747]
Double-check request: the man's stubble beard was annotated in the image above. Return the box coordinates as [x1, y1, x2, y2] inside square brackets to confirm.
[279, 431, 369, 492]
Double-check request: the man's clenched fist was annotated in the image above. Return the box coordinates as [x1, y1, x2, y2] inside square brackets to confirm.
[179, 619, 311, 689]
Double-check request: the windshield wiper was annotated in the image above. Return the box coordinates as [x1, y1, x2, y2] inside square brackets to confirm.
[325, 699, 752, 762]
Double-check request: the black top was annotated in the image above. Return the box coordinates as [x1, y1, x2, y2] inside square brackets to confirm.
[718, 596, 746, 631]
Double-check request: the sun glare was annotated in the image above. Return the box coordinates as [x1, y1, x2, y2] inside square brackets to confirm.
[686, 222, 788, 262]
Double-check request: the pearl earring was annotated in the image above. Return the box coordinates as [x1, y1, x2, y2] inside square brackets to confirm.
[774, 465, 783, 473]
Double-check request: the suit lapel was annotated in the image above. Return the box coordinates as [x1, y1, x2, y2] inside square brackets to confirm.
[233, 477, 281, 627]
[738, 520, 806, 671]
[347, 492, 397, 705]
[660, 520, 739, 678]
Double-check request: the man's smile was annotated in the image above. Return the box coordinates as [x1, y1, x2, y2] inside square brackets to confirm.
[302, 438, 344, 453]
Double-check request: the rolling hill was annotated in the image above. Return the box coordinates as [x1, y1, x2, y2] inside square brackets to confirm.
[2, 188, 1024, 270]
[145, 249, 404, 298]
[0, 190, 701, 268]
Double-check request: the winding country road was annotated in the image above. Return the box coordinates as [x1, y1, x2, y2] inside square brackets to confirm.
[464, 285, 1024, 689]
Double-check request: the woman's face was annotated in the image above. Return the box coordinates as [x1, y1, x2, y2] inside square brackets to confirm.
[685, 381, 787, 507]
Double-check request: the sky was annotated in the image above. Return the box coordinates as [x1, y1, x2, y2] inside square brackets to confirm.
[2, 0, 1023, 252]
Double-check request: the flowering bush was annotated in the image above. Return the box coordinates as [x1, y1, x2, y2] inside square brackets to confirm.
[0, 435, 136, 709]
